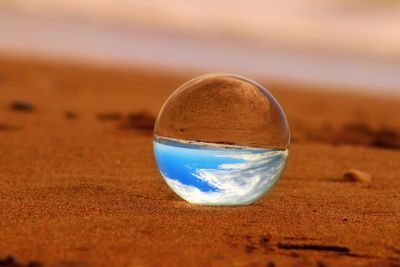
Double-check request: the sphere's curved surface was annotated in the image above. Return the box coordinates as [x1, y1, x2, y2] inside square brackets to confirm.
[153, 74, 290, 205]
[155, 74, 289, 149]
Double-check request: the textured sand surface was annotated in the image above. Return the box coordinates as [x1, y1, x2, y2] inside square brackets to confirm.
[0, 57, 399, 267]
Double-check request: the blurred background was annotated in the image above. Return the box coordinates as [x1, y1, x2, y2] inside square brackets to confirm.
[0, 0, 399, 95]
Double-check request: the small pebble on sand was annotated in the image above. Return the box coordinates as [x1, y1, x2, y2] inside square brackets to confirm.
[343, 169, 372, 183]
[10, 101, 35, 112]
[120, 111, 155, 131]
[64, 111, 77, 119]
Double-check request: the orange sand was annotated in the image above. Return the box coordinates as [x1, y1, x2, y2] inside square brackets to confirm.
[0, 57, 399, 267]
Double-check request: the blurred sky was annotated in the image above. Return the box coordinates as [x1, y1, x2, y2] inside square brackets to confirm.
[0, 0, 399, 94]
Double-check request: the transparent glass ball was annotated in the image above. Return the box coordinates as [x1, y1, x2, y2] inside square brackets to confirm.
[153, 74, 290, 205]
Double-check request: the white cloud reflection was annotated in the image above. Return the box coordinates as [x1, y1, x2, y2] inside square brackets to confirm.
[163, 149, 288, 205]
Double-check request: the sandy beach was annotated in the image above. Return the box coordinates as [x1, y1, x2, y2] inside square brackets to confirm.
[0, 56, 399, 266]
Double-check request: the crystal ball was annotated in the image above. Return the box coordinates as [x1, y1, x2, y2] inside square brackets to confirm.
[153, 74, 290, 205]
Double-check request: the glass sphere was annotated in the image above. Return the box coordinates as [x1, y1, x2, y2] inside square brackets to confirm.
[153, 74, 289, 205]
